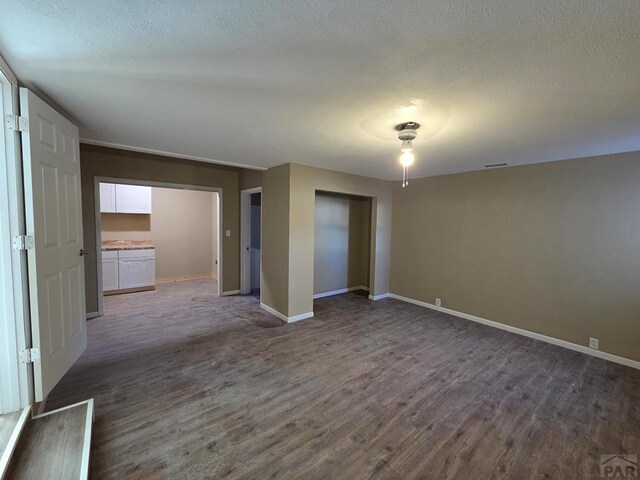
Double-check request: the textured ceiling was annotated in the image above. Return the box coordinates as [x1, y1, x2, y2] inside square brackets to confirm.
[1, 0, 639, 179]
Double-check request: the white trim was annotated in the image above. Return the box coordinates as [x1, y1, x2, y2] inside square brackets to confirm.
[94, 177, 224, 315]
[0, 54, 32, 413]
[287, 311, 314, 323]
[0, 405, 31, 478]
[313, 286, 369, 299]
[241, 187, 263, 194]
[388, 293, 640, 371]
[85, 312, 100, 320]
[81, 138, 266, 171]
[93, 177, 104, 316]
[368, 293, 390, 301]
[221, 290, 240, 296]
[32, 398, 92, 419]
[260, 303, 314, 323]
[79, 398, 94, 480]
[213, 192, 220, 285]
[0, 55, 18, 85]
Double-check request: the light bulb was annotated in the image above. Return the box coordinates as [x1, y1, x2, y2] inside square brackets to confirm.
[399, 150, 414, 167]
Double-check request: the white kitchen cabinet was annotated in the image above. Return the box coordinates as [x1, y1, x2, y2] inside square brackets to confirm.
[115, 184, 152, 214]
[101, 250, 119, 291]
[99, 183, 152, 214]
[99, 183, 116, 213]
[102, 248, 155, 293]
[117, 249, 156, 289]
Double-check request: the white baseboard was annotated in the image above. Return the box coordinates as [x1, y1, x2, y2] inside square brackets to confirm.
[313, 286, 369, 299]
[388, 293, 640, 371]
[221, 290, 240, 296]
[260, 303, 287, 321]
[260, 303, 314, 323]
[368, 293, 390, 301]
[288, 311, 314, 323]
[85, 311, 100, 320]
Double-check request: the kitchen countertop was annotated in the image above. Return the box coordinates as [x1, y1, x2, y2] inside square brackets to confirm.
[102, 240, 155, 251]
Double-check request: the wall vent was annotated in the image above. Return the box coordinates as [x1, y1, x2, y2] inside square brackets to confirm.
[484, 163, 508, 168]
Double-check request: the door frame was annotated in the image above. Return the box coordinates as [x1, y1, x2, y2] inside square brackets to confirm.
[0, 55, 32, 412]
[94, 177, 223, 317]
[240, 187, 262, 296]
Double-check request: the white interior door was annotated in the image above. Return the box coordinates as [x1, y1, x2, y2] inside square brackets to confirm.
[19, 88, 86, 401]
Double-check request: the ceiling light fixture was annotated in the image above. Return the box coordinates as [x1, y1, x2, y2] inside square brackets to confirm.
[395, 122, 420, 187]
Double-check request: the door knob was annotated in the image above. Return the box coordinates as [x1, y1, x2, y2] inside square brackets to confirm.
[80, 249, 91, 256]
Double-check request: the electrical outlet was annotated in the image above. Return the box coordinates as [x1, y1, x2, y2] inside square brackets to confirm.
[225, 230, 231, 237]
[435, 298, 442, 307]
[589, 337, 599, 350]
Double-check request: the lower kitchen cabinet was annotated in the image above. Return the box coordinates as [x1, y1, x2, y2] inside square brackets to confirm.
[102, 250, 120, 292]
[102, 248, 155, 294]
[118, 249, 156, 289]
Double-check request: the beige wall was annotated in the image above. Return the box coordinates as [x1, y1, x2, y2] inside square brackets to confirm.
[151, 188, 216, 280]
[102, 188, 217, 280]
[100, 214, 150, 241]
[390, 151, 640, 362]
[314, 192, 370, 294]
[261, 164, 291, 315]
[240, 169, 263, 190]
[262, 163, 391, 317]
[81, 144, 241, 313]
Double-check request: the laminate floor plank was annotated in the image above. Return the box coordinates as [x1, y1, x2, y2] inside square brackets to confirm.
[45, 279, 640, 479]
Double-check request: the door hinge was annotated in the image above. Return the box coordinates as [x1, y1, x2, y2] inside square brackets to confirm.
[5, 114, 28, 133]
[19, 348, 40, 364]
[12, 235, 34, 250]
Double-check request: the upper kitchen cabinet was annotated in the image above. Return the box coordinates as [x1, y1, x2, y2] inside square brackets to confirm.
[100, 183, 152, 214]
[100, 183, 116, 213]
[116, 184, 152, 213]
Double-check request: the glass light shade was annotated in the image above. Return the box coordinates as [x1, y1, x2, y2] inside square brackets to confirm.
[399, 150, 414, 167]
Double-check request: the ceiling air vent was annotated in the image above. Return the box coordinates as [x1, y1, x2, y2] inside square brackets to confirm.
[484, 163, 508, 168]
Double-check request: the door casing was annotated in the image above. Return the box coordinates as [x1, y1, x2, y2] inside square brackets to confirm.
[0, 56, 33, 412]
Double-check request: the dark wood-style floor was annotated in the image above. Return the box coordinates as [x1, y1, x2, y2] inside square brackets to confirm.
[47, 279, 640, 479]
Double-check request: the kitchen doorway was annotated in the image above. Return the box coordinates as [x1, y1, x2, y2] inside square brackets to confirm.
[94, 178, 222, 317]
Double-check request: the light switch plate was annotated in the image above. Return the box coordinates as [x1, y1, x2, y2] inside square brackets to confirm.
[226, 230, 231, 237]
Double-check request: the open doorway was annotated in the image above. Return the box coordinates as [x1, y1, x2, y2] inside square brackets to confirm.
[95, 179, 221, 315]
[313, 191, 372, 299]
[240, 187, 261, 299]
